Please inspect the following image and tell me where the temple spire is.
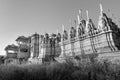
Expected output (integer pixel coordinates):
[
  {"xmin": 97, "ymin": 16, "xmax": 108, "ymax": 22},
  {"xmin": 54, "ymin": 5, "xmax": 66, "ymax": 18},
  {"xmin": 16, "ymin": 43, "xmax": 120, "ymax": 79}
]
[
  {"xmin": 62, "ymin": 24, "xmax": 65, "ymax": 32},
  {"xmin": 100, "ymin": 3, "xmax": 103, "ymax": 16},
  {"xmin": 79, "ymin": 9, "xmax": 82, "ymax": 20},
  {"xmin": 74, "ymin": 20, "xmax": 77, "ymax": 29},
  {"xmin": 77, "ymin": 9, "xmax": 82, "ymax": 24},
  {"xmin": 77, "ymin": 15, "xmax": 80, "ymax": 24},
  {"xmin": 85, "ymin": 10, "xmax": 90, "ymax": 33},
  {"xmin": 86, "ymin": 10, "xmax": 89, "ymax": 21}
]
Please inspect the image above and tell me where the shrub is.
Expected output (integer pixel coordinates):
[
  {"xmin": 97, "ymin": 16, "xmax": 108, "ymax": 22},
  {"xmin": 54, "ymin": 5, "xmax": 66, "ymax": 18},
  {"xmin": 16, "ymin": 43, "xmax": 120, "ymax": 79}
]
[{"xmin": 0, "ymin": 60, "xmax": 120, "ymax": 80}]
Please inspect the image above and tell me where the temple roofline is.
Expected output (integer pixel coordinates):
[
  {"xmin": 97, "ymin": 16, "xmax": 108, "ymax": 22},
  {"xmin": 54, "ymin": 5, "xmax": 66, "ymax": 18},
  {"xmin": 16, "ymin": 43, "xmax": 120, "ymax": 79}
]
[
  {"xmin": 4, "ymin": 44, "xmax": 18, "ymax": 51},
  {"xmin": 16, "ymin": 36, "xmax": 30, "ymax": 42}
]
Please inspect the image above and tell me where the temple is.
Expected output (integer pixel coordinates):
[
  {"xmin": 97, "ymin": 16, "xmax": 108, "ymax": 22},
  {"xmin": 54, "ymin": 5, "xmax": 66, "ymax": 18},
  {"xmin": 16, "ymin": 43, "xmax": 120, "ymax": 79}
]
[{"xmin": 4, "ymin": 4, "xmax": 120, "ymax": 64}]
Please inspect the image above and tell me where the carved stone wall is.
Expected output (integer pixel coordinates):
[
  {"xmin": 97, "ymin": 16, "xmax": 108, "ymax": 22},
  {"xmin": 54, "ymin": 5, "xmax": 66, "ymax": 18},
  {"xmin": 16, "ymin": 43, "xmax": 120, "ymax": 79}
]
[
  {"xmin": 30, "ymin": 33, "xmax": 39, "ymax": 58},
  {"xmin": 28, "ymin": 9, "xmax": 120, "ymax": 64}
]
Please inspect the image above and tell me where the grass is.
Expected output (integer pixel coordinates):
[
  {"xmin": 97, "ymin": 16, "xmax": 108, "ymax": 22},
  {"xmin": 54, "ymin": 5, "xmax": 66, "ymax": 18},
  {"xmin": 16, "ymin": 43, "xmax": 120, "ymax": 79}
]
[{"xmin": 0, "ymin": 59, "xmax": 120, "ymax": 80}]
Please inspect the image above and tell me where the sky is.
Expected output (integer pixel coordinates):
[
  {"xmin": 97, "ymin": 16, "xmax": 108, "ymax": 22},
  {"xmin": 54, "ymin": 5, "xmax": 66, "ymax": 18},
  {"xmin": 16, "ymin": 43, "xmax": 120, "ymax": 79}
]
[{"xmin": 0, "ymin": 0, "xmax": 120, "ymax": 55}]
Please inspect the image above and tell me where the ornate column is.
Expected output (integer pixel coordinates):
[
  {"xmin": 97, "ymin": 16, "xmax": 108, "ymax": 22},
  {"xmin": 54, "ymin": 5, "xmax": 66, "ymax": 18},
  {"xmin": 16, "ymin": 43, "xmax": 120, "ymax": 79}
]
[{"xmin": 62, "ymin": 24, "xmax": 66, "ymax": 57}]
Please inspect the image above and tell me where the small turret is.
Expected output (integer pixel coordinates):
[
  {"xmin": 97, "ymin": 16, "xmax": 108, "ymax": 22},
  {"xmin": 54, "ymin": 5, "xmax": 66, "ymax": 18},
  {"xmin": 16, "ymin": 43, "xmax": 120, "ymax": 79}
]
[
  {"xmin": 79, "ymin": 9, "xmax": 82, "ymax": 20},
  {"xmin": 98, "ymin": 3, "xmax": 108, "ymax": 31},
  {"xmin": 85, "ymin": 10, "xmax": 89, "ymax": 33},
  {"xmin": 77, "ymin": 15, "xmax": 80, "ymax": 24},
  {"xmin": 62, "ymin": 24, "xmax": 65, "ymax": 33},
  {"xmin": 86, "ymin": 10, "xmax": 89, "ymax": 21},
  {"xmin": 100, "ymin": 3, "xmax": 103, "ymax": 16},
  {"xmin": 77, "ymin": 9, "xmax": 83, "ymax": 24}
]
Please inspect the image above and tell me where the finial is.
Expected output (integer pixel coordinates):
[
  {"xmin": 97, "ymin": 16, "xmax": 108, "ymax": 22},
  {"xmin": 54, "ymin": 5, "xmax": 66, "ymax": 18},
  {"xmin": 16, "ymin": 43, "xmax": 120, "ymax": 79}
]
[
  {"xmin": 74, "ymin": 20, "xmax": 77, "ymax": 28},
  {"xmin": 57, "ymin": 28, "xmax": 59, "ymax": 34},
  {"xmin": 79, "ymin": 9, "xmax": 82, "ymax": 20},
  {"xmin": 62, "ymin": 24, "xmax": 65, "ymax": 32},
  {"xmin": 100, "ymin": 3, "xmax": 103, "ymax": 15},
  {"xmin": 77, "ymin": 15, "xmax": 80, "ymax": 24},
  {"xmin": 86, "ymin": 10, "xmax": 89, "ymax": 20}
]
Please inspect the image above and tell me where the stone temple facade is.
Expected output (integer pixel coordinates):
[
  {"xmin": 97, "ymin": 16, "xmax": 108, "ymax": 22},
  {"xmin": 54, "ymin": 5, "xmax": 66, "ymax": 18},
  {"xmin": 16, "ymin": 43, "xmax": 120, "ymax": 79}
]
[
  {"xmin": 4, "ymin": 36, "xmax": 30, "ymax": 64},
  {"xmin": 4, "ymin": 4, "xmax": 120, "ymax": 64}
]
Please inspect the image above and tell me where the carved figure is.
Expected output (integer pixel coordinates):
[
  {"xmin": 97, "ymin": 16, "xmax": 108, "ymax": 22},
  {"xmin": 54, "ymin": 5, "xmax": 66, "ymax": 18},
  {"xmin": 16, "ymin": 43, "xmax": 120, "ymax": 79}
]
[
  {"xmin": 78, "ymin": 25, "xmax": 82, "ymax": 36},
  {"xmin": 44, "ymin": 33, "xmax": 49, "ymax": 44},
  {"xmin": 86, "ymin": 19, "xmax": 96, "ymax": 33},
  {"xmin": 81, "ymin": 20, "xmax": 86, "ymax": 34},
  {"xmin": 78, "ymin": 20, "xmax": 86, "ymax": 36},
  {"xmin": 39, "ymin": 35, "xmax": 44, "ymax": 44},
  {"xmin": 50, "ymin": 33, "xmax": 56, "ymax": 47},
  {"xmin": 56, "ymin": 33, "xmax": 61, "ymax": 43},
  {"xmin": 70, "ymin": 27, "xmax": 76, "ymax": 38},
  {"xmin": 63, "ymin": 30, "xmax": 68, "ymax": 41}
]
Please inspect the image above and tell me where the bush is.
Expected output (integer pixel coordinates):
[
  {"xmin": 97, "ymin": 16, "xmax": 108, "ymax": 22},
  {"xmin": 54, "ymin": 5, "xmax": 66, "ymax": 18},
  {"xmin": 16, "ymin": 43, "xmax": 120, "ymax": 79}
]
[{"xmin": 0, "ymin": 60, "xmax": 120, "ymax": 80}]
